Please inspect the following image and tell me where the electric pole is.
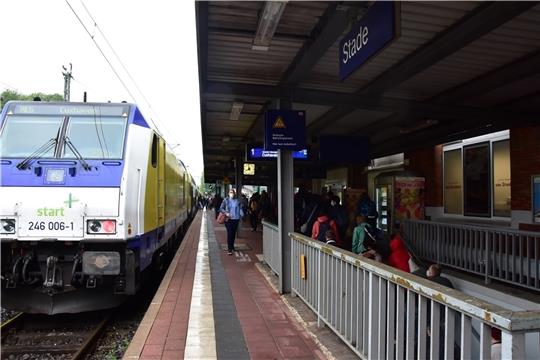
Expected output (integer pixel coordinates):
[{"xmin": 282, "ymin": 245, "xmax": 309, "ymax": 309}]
[{"xmin": 62, "ymin": 63, "xmax": 73, "ymax": 101}]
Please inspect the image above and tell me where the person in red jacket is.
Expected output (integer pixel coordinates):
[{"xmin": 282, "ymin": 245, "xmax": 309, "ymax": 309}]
[
  {"xmin": 311, "ymin": 214, "xmax": 341, "ymax": 247},
  {"xmin": 386, "ymin": 233, "xmax": 411, "ymax": 272}
]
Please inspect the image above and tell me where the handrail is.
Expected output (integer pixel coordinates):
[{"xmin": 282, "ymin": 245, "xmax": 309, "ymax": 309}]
[
  {"xmin": 407, "ymin": 219, "xmax": 540, "ymax": 237},
  {"xmin": 262, "ymin": 220, "xmax": 280, "ymax": 276},
  {"xmin": 290, "ymin": 232, "xmax": 540, "ymax": 332},
  {"xmin": 403, "ymin": 219, "xmax": 540, "ymax": 291},
  {"xmin": 261, "ymin": 220, "xmax": 278, "ymax": 231}
]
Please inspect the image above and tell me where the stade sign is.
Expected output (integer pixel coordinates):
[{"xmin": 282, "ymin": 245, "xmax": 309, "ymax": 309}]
[{"xmin": 339, "ymin": 2, "xmax": 401, "ymax": 81}]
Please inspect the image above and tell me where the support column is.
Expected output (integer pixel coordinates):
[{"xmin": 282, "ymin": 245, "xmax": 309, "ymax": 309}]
[
  {"xmin": 235, "ymin": 157, "xmax": 243, "ymax": 238},
  {"xmin": 276, "ymin": 98, "xmax": 294, "ymax": 294},
  {"xmin": 278, "ymin": 148, "xmax": 294, "ymax": 293}
]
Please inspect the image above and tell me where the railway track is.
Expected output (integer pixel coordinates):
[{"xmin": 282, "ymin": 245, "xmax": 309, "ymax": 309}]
[{"xmin": 0, "ymin": 311, "xmax": 111, "ymax": 360}]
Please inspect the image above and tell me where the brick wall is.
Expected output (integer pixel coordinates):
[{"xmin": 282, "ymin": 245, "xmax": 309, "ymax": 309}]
[
  {"xmin": 404, "ymin": 145, "xmax": 443, "ymax": 207},
  {"xmin": 510, "ymin": 125, "xmax": 540, "ymax": 211}
]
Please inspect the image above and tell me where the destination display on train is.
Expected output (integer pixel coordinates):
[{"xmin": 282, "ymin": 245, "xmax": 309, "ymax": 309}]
[{"xmin": 8, "ymin": 103, "xmax": 129, "ymax": 117}]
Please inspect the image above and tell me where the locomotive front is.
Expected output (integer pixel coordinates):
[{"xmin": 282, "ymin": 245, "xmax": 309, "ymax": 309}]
[{"xmin": 0, "ymin": 102, "xmax": 137, "ymax": 314}]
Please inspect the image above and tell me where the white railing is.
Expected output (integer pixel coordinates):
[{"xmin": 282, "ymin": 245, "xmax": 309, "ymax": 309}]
[
  {"xmin": 403, "ymin": 220, "xmax": 540, "ymax": 291},
  {"xmin": 262, "ymin": 220, "xmax": 280, "ymax": 276},
  {"xmin": 290, "ymin": 232, "xmax": 540, "ymax": 359}
]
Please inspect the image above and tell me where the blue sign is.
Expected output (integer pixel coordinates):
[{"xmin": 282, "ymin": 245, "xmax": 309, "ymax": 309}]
[
  {"xmin": 248, "ymin": 148, "xmax": 308, "ymax": 160},
  {"xmin": 339, "ymin": 2, "xmax": 400, "ymax": 81},
  {"xmin": 264, "ymin": 110, "xmax": 306, "ymax": 151}
]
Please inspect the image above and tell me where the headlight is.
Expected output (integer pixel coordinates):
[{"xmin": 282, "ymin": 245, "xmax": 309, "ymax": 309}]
[
  {"xmin": 1, "ymin": 219, "xmax": 16, "ymax": 234},
  {"xmin": 87, "ymin": 220, "xmax": 116, "ymax": 234}
]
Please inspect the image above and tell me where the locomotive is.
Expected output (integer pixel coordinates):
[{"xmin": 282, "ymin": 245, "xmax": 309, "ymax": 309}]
[{"xmin": 0, "ymin": 101, "xmax": 198, "ymax": 314}]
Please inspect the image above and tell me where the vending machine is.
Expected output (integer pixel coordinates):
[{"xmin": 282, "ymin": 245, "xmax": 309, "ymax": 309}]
[{"xmin": 375, "ymin": 171, "xmax": 425, "ymax": 234}]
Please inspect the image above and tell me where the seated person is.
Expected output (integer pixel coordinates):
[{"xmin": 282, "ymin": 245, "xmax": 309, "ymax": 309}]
[
  {"xmin": 386, "ymin": 232, "xmax": 411, "ymax": 272},
  {"xmin": 426, "ymin": 264, "xmax": 454, "ymax": 288},
  {"xmin": 362, "ymin": 238, "xmax": 382, "ymax": 262}
]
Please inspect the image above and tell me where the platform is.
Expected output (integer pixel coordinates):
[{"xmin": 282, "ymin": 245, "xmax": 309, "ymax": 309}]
[{"xmin": 123, "ymin": 210, "xmax": 330, "ymax": 360}]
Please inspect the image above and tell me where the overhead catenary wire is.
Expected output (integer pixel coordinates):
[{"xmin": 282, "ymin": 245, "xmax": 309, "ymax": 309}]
[{"xmin": 64, "ymin": 0, "xmax": 169, "ymax": 138}]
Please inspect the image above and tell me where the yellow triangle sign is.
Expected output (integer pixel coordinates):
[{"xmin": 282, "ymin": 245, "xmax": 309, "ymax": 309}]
[{"xmin": 273, "ymin": 116, "xmax": 286, "ymax": 129}]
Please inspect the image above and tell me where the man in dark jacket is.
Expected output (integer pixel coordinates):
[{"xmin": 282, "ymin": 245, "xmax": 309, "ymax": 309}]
[{"xmin": 426, "ymin": 264, "xmax": 454, "ymax": 288}]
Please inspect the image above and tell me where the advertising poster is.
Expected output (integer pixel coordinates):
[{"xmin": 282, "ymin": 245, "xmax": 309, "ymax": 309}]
[
  {"xmin": 534, "ymin": 175, "xmax": 540, "ymax": 223},
  {"xmin": 394, "ymin": 177, "xmax": 425, "ymax": 223}
]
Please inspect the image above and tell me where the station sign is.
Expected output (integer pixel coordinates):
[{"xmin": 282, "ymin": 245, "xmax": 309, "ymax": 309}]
[
  {"xmin": 339, "ymin": 1, "xmax": 401, "ymax": 81},
  {"xmin": 264, "ymin": 110, "xmax": 306, "ymax": 151}
]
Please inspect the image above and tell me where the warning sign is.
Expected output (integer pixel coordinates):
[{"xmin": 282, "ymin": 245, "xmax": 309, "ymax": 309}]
[
  {"xmin": 273, "ymin": 116, "xmax": 286, "ymax": 129},
  {"xmin": 264, "ymin": 110, "xmax": 306, "ymax": 151}
]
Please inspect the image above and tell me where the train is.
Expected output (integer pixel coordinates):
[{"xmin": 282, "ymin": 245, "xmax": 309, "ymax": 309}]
[{"xmin": 0, "ymin": 101, "xmax": 199, "ymax": 314}]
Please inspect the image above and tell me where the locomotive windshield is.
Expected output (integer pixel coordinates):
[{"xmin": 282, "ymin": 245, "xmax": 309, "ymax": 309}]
[{"xmin": 0, "ymin": 103, "xmax": 129, "ymax": 159}]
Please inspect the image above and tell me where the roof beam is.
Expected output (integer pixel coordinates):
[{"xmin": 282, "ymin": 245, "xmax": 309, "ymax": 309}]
[
  {"xmin": 358, "ymin": 49, "xmax": 540, "ymax": 137},
  {"xmin": 205, "ymin": 80, "xmax": 512, "ymax": 124},
  {"xmin": 241, "ymin": 3, "xmax": 364, "ymax": 140},
  {"xmin": 433, "ymin": 49, "xmax": 540, "ymax": 104},
  {"xmin": 280, "ymin": 3, "xmax": 365, "ymax": 87},
  {"xmin": 371, "ymin": 93, "xmax": 539, "ymax": 157},
  {"xmin": 308, "ymin": 1, "xmax": 537, "ymax": 134}
]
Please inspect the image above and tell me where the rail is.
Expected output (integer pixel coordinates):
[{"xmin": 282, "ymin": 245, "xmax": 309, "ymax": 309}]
[
  {"xmin": 290, "ymin": 232, "xmax": 540, "ymax": 359},
  {"xmin": 262, "ymin": 220, "xmax": 280, "ymax": 276},
  {"xmin": 403, "ymin": 219, "xmax": 540, "ymax": 291}
]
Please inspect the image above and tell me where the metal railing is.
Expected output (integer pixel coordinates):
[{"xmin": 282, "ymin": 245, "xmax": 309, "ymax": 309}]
[
  {"xmin": 262, "ymin": 220, "xmax": 280, "ymax": 276},
  {"xmin": 403, "ymin": 220, "xmax": 540, "ymax": 291},
  {"xmin": 290, "ymin": 232, "xmax": 540, "ymax": 359}
]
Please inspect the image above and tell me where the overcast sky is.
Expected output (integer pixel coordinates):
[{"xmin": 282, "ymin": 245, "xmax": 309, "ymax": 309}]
[{"xmin": 0, "ymin": 0, "xmax": 204, "ymax": 184}]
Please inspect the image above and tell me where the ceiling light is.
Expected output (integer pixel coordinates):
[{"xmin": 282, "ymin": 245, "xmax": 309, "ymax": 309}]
[
  {"xmin": 230, "ymin": 102, "xmax": 244, "ymax": 120},
  {"xmin": 252, "ymin": 1, "xmax": 287, "ymax": 51}
]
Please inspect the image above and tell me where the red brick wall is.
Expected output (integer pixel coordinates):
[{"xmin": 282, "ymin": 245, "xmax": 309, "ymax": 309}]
[
  {"xmin": 510, "ymin": 125, "xmax": 540, "ymax": 211},
  {"xmin": 404, "ymin": 145, "xmax": 443, "ymax": 207}
]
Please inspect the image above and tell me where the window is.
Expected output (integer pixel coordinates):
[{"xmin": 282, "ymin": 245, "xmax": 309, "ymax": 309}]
[
  {"xmin": 493, "ymin": 140, "xmax": 511, "ymax": 217},
  {"xmin": 63, "ymin": 116, "xmax": 127, "ymax": 159},
  {"xmin": 0, "ymin": 115, "xmax": 63, "ymax": 158},
  {"xmin": 463, "ymin": 143, "xmax": 491, "ymax": 217},
  {"xmin": 442, "ymin": 131, "xmax": 510, "ymax": 218},
  {"xmin": 151, "ymin": 134, "xmax": 158, "ymax": 168},
  {"xmin": 443, "ymin": 149, "xmax": 462, "ymax": 214}
]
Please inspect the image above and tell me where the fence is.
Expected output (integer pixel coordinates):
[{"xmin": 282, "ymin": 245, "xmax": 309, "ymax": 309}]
[
  {"xmin": 262, "ymin": 220, "xmax": 280, "ymax": 276},
  {"xmin": 403, "ymin": 220, "xmax": 540, "ymax": 291},
  {"xmin": 290, "ymin": 232, "xmax": 540, "ymax": 359}
]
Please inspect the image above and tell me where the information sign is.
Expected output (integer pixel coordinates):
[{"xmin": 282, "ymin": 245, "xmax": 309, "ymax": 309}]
[
  {"xmin": 248, "ymin": 147, "xmax": 308, "ymax": 161},
  {"xmin": 264, "ymin": 110, "xmax": 306, "ymax": 151}
]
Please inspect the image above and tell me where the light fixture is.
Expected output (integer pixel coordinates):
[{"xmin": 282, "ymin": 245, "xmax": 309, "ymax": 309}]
[
  {"xmin": 230, "ymin": 102, "xmax": 244, "ymax": 120},
  {"xmin": 252, "ymin": 1, "xmax": 288, "ymax": 51}
]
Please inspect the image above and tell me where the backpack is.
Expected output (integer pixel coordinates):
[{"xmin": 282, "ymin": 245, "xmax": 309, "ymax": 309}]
[
  {"xmin": 250, "ymin": 200, "xmax": 259, "ymax": 211},
  {"xmin": 316, "ymin": 220, "xmax": 330, "ymax": 242}
]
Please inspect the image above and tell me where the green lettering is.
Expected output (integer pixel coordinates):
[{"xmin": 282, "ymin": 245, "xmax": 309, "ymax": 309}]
[
  {"xmin": 37, "ymin": 208, "xmax": 44, "ymax": 216},
  {"xmin": 47, "ymin": 208, "xmax": 55, "ymax": 216},
  {"xmin": 60, "ymin": 208, "xmax": 65, "ymax": 216}
]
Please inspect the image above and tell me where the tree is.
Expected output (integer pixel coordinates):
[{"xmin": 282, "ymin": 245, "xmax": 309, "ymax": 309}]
[{"xmin": 0, "ymin": 90, "xmax": 63, "ymax": 110}]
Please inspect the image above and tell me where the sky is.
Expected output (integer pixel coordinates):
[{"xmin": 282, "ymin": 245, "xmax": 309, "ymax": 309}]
[{"xmin": 0, "ymin": 0, "xmax": 204, "ymax": 184}]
